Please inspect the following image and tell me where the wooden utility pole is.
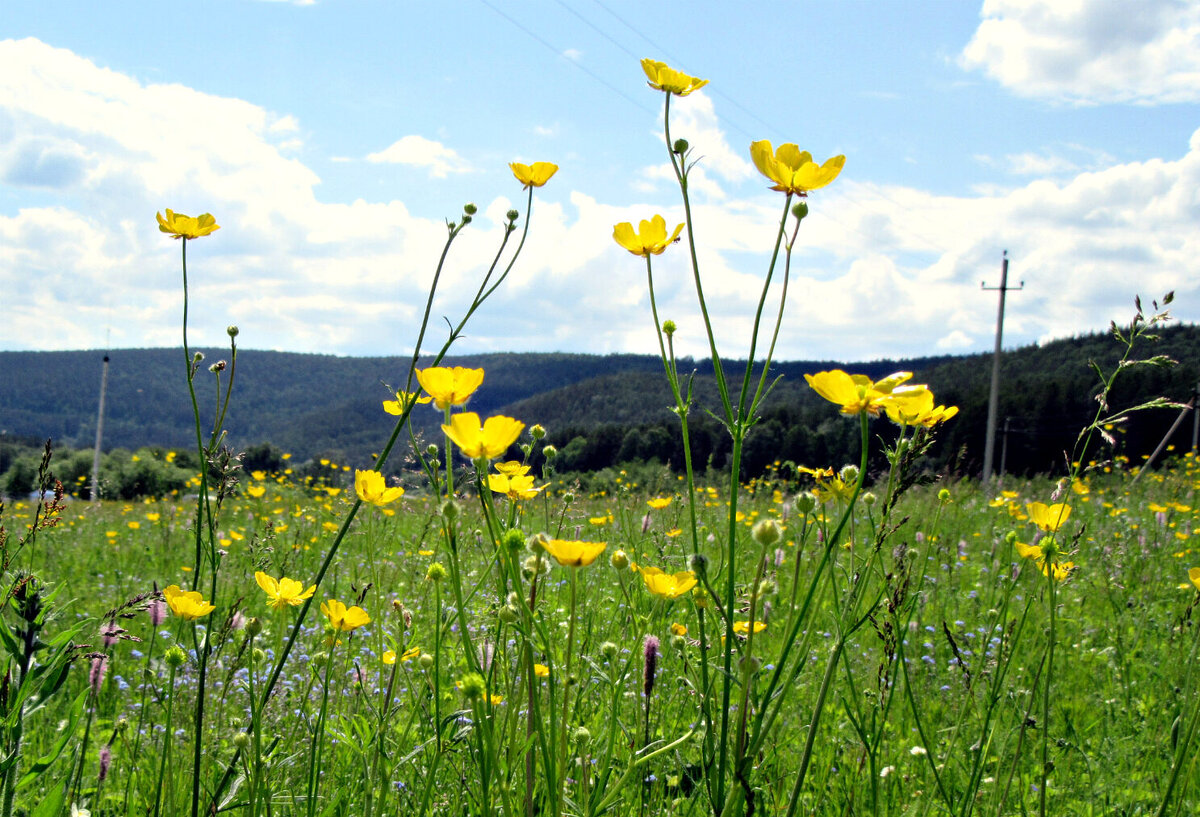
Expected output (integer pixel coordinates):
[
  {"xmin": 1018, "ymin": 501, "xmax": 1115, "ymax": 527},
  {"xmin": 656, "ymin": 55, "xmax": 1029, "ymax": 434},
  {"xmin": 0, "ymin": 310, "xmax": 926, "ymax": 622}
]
[
  {"xmin": 90, "ymin": 353, "xmax": 110, "ymax": 503},
  {"xmin": 981, "ymin": 252, "xmax": 1023, "ymax": 488}
]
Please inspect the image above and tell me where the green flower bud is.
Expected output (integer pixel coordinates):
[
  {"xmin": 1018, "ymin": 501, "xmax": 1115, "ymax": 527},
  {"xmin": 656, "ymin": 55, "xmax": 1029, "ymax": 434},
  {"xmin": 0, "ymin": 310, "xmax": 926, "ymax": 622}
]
[
  {"xmin": 419, "ymin": 653, "xmax": 435, "ymax": 670},
  {"xmin": 527, "ymin": 532, "xmax": 550, "ymax": 554},
  {"xmin": 791, "ymin": 202, "xmax": 809, "ymax": 221},
  {"xmin": 688, "ymin": 553, "xmax": 708, "ymax": 577},
  {"xmin": 165, "ymin": 645, "xmax": 186, "ymax": 669},
  {"xmin": 673, "ymin": 138, "xmax": 689, "ymax": 155},
  {"xmin": 861, "ymin": 491, "xmax": 877, "ymax": 507},
  {"xmin": 752, "ymin": 519, "xmax": 782, "ymax": 547},
  {"xmin": 442, "ymin": 499, "xmax": 460, "ymax": 521},
  {"xmin": 458, "ymin": 672, "xmax": 487, "ymax": 700},
  {"xmin": 245, "ymin": 616, "xmax": 263, "ymax": 638},
  {"xmin": 662, "ymin": 320, "xmax": 677, "ymax": 336},
  {"xmin": 573, "ymin": 726, "xmax": 591, "ymax": 747},
  {"xmin": 839, "ymin": 464, "xmax": 859, "ymax": 484},
  {"xmin": 506, "ymin": 209, "xmax": 520, "ymax": 222},
  {"xmin": 610, "ymin": 549, "xmax": 629, "ymax": 570},
  {"xmin": 426, "ymin": 562, "xmax": 447, "ymax": 582},
  {"xmin": 670, "ymin": 634, "xmax": 686, "ymax": 651},
  {"xmin": 1004, "ymin": 530, "xmax": 1018, "ymax": 545},
  {"xmin": 226, "ymin": 325, "xmax": 239, "ymax": 337},
  {"xmin": 426, "ymin": 444, "xmax": 440, "ymax": 458},
  {"xmin": 542, "ymin": 444, "xmax": 558, "ymax": 460},
  {"xmin": 938, "ymin": 488, "xmax": 952, "ymax": 504},
  {"xmin": 599, "ymin": 641, "xmax": 619, "ymax": 662},
  {"xmin": 794, "ymin": 492, "xmax": 817, "ymax": 515},
  {"xmin": 501, "ymin": 529, "xmax": 525, "ymax": 551},
  {"xmin": 530, "ymin": 424, "xmax": 546, "ymax": 440},
  {"xmin": 233, "ymin": 732, "xmax": 251, "ymax": 750},
  {"xmin": 498, "ymin": 604, "xmax": 518, "ymax": 624},
  {"xmin": 252, "ymin": 647, "xmax": 266, "ymax": 664},
  {"xmin": 463, "ymin": 202, "xmax": 478, "ymax": 215}
]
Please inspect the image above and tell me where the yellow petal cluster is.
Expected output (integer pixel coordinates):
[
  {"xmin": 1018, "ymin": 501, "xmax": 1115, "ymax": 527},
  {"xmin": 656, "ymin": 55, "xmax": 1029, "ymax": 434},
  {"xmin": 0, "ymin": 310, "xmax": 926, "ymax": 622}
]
[
  {"xmin": 612, "ymin": 215, "xmax": 685, "ymax": 257},
  {"xmin": 321, "ymin": 599, "xmax": 371, "ymax": 632},
  {"xmin": 156, "ymin": 209, "xmax": 220, "ymax": 240},
  {"xmin": 163, "ymin": 585, "xmax": 215, "ymax": 620},
  {"xmin": 1026, "ymin": 502, "xmax": 1071, "ymax": 533},
  {"xmin": 510, "ymin": 162, "xmax": 559, "ymax": 189},
  {"xmin": 641, "ymin": 58, "xmax": 709, "ymax": 96},
  {"xmin": 1190, "ymin": 567, "xmax": 1200, "ymax": 591},
  {"xmin": 443, "ymin": 412, "xmax": 525, "ymax": 460},
  {"xmin": 749, "ymin": 141, "xmax": 844, "ymax": 195},
  {"xmin": 488, "ymin": 472, "xmax": 543, "ymax": 501},
  {"xmin": 417, "ymin": 367, "xmax": 485, "ymax": 410},
  {"xmin": 1014, "ymin": 540, "xmax": 1075, "ymax": 582},
  {"xmin": 641, "ymin": 567, "xmax": 698, "ymax": 599},
  {"xmin": 732, "ymin": 621, "xmax": 766, "ymax": 635},
  {"xmin": 884, "ymin": 388, "xmax": 960, "ymax": 427},
  {"xmin": 542, "ymin": 539, "xmax": 607, "ymax": 567},
  {"xmin": 383, "ymin": 390, "xmax": 432, "ymax": 415},
  {"xmin": 254, "ymin": 571, "xmax": 316, "ymax": 611},
  {"xmin": 355, "ymin": 469, "xmax": 405, "ymax": 506},
  {"xmin": 806, "ymin": 370, "xmax": 930, "ymax": 418}
]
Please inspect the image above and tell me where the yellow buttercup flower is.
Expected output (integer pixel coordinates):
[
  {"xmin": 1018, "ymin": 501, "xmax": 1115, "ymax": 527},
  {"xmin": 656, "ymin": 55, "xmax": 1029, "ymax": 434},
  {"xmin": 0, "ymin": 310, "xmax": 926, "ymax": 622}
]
[
  {"xmin": 647, "ymin": 497, "xmax": 672, "ymax": 510},
  {"xmin": 533, "ymin": 663, "xmax": 550, "ymax": 678},
  {"xmin": 542, "ymin": 539, "xmax": 607, "ymax": 567},
  {"xmin": 1026, "ymin": 502, "xmax": 1071, "ymax": 533},
  {"xmin": 383, "ymin": 390, "xmax": 432, "ymax": 415},
  {"xmin": 732, "ymin": 621, "xmax": 766, "ymax": 635},
  {"xmin": 612, "ymin": 215, "xmax": 685, "ymax": 257},
  {"xmin": 494, "ymin": 460, "xmax": 531, "ymax": 477},
  {"xmin": 884, "ymin": 388, "xmax": 959, "ymax": 427},
  {"xmin": 321, "ymin": 599, "xmax": 371, "ymax": 632},
  {"xmin": 641, "ymin": 567, "xmax": 698, "ymax": 599},
  {"xmin": 1189, "ymin": 567, "xmax": 1200, "ymax": 591},
  {"xmin": 156, "ymin": 209, "xmax": 220, "ymax": 240},
  {"xmin": 510, "ymin": 161, "xmax": 559, "ymax": 189},
  {"xmin": 805, "ymin": 370, "xmax": 929, "ymax": 417},
  {"xmin": 382, "ymin": 650, "xmax": 397, "ymax": 665},
  {"xmin": 641, "ymin": 58, "xmax": 708, "ymax": 96},
  {"xmin": 1014, "ymin": 540, "xmax": 1075, "ymax": 582},
  {"xmin": 355, "ymin": 469, "xmax": 405, "ymax": 506},
  {"xmin": 163, "ymin": 585, "xmax": 215, "ymax": 620},
  {"xmin": 749, "ymin": 141, "xmax": 844, "ymax": 195},
  {"xmin": 443, "ymin": 412, "xmax": 525, "ymax": 460},
  {"xmin": 254, "ymin": 571, "xmax": 316, "ymax": 611},
  {"xmin": 488, "ymin": 472, "xmax": 543, "ymax": 501},
  {"xmin": 416, "ymin": 367, "xmax": 485, "ymax": 410}
]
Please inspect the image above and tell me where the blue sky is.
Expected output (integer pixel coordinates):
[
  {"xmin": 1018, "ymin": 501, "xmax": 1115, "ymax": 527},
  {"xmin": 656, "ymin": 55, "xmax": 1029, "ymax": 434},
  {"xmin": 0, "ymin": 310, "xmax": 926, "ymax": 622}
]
[{"xmin": 3, "ymin": 0, "xmax": 1199, "ymax": 363}]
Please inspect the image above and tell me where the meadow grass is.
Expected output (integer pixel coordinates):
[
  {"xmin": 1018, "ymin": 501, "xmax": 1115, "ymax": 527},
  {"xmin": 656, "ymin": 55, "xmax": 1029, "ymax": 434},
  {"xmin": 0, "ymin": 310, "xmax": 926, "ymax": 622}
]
[{"xmin": 3, "ymin": 452, "xmax": 1200, "ymax": 815}]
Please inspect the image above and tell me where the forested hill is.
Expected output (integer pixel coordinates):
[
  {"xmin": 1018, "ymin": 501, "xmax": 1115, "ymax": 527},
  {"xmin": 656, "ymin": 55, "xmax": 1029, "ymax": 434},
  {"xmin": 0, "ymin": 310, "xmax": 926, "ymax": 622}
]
[{"xmin": 3, "ymin": 322, "xmax": 1199, "ymax": 479}]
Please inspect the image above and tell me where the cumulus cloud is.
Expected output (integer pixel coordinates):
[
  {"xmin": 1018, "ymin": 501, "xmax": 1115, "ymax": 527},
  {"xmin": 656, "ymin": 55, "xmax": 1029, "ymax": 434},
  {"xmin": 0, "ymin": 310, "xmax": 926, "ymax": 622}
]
[
  {"xmin": 2, "ymin": 36, "xmax": 1199, "ymax": 367},
  {"xmin": 366, "ymin": 135, "xmax": 473, "ymax": 178},
  {"xmin": 960, "ymin": 0, "xmax": 1200, "ymax": 104}
]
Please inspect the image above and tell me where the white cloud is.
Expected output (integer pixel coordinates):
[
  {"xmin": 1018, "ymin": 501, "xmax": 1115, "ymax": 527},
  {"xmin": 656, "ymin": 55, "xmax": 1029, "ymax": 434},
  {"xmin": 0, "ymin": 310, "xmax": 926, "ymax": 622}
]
[
  {"xmin": 3, "ymin": 36, "xmax": 1200, "ymax": 368},
  {"xmin": 365, "ymin": 135, "xmax": 473, "ymax": 178},
  {"xmin": 960, "ymin": 0, "xmax": 1200, "ymax": 104}
]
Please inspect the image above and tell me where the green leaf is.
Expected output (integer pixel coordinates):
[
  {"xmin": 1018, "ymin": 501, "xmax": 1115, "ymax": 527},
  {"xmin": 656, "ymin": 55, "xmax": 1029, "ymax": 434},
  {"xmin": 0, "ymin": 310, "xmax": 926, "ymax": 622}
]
[{"xmin": 17, "ymin": 686, "xmax": 86, "ymax": 790}]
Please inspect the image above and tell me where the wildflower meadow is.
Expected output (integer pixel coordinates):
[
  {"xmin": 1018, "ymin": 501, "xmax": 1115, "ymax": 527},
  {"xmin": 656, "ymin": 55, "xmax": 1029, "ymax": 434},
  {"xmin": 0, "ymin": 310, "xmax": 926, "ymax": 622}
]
[{"xmin": 3, "ymin": 59, "xmax": 1199, "ymax": 817}]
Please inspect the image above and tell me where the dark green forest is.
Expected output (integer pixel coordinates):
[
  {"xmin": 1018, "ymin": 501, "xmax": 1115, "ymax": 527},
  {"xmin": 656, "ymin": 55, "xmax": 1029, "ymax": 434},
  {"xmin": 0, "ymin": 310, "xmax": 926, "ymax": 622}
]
[{"xmin": 3, "ymin": 321, "xmax": 1199, "ymax": 496}]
